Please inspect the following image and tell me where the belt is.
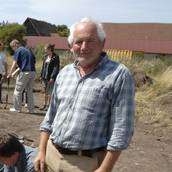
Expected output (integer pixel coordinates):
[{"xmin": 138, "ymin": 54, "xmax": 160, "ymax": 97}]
[{"xmin": 54, "ymin": 144, "xmax": 106, "ymax": 158}]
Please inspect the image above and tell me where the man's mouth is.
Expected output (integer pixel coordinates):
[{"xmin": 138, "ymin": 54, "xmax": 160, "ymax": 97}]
[{"xmin": 80, "ymin": 52, "xmax": 90, "ymax": 56}]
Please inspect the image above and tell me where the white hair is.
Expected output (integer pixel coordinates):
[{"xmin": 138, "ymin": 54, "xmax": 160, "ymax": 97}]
[
  {"xmin": 10, "ymin": 39, "xmax": 20, "ymax": 47},
  {"xmin": 68, "ymin": 17, "xmax": 106, "ymax": 46}
]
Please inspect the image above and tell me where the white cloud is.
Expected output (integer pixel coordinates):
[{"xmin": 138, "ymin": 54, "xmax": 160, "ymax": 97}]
[{"xmin": 0, "ymin": 0, "xmax": 172, "ymax": 25}]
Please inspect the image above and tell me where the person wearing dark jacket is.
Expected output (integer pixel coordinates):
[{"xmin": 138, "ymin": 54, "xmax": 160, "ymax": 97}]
[{"xmin": 40, "ymin": 44, "xmax": 60, "ymax": 110}]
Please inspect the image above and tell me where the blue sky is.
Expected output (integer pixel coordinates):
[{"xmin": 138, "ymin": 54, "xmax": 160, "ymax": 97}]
[{"xmin": 0, "ymin": 0, "xmax": 172, "ymax": 26}]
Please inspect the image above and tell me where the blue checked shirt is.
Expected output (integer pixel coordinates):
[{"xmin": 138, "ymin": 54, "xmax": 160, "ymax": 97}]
[{"xmin": 40, "ymin": 53, "xmax": 135, "ymax": 151}]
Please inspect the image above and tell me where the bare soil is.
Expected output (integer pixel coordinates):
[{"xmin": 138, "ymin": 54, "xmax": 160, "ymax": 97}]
[{"xmin": 0, "ymin": 87, "xmax": 172, "ymax": 172}]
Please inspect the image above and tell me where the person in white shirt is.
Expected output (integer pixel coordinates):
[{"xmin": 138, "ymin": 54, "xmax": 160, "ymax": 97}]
[{"xmin": 0, "ymin": 41, "xmax": 8, "ymax": 103}]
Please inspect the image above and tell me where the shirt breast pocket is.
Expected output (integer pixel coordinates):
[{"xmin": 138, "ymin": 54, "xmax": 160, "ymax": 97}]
[{"xmin": 82, "ymin": 86, "xmax": 108, "ymax": 111}]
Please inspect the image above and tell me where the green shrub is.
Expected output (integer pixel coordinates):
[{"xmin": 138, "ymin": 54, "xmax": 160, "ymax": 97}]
[
  {"xmin": 0, "ymin": 23, "xmax": 26, "ymax": 54},
  {"xmin": 34, "ymin": 44, "xmax": 44, "ymax": 61},
  {"xmin": 59, "ymin": 51, "xmax": 74, "ymax": 68}
]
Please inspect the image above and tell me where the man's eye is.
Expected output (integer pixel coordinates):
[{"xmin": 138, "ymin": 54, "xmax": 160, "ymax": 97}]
[
  {"xmin": 87, "ymin": 39, "xmax": 96, "ymax": 43},
  {"xmin": 75, "ymin": 41, "xmax": 82, "ymax": 45}
]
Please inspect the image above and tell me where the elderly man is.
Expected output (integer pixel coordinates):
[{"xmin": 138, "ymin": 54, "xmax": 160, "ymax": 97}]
[
  {"xmin": 0, "ymin": 130, "xmax": 37, "ymax": 172},
  {"xmin": 8, "ymin": 39, "xmax": 36, "ymax": 113},
  {"xmin": 34, "ymin": 17, "xmax": 135, "ymax": 172}
]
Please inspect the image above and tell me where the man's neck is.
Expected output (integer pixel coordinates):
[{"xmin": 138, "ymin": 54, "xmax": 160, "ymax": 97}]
[{"xmin": 78, "ymin": 59, "xmax": 99, "ymax": 77}]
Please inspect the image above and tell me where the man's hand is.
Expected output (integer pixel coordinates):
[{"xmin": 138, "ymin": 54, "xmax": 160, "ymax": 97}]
[
  {"xmin": 48, "ymin": 79, "xmax": 54, "ymax": 84},
  {"xmin": 39, "ymin": 77, "xmax": 42, "ymax": 81},
  {"xmin": 35, "ymin": 132, "xmax": 50, "ymax": 172},
  {"xmin": 7, "ymin": 74, "xmax": 11, "ymax": 79},
  {"xmin": 94, "ymin": 150, "xmax": 121, "ymax": 172},
  {"xmin": 94, "ymin": 168, "xmax": 105, "ymax": 172},
  {"xmin": 34, "ymin": 151, "xmax": 46, "ymax": 172},
  {"xmin": 11, "ymin": 73, "xmax": 15, "ymax": 78},
  {"xmin": 94, "ymin": 168, "xmax": 107, "ymax": 172}
]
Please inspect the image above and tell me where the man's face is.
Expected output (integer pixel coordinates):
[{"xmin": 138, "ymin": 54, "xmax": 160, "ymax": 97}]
[
  {"xmin": 44, "ymin": 47, "xmax": 51, "ymax": 56},
  {"xmin": 0, "ymin": 156, "xmax": 13, "ymax": 166},
  {"xmin": 71, "ymin": 23, "xmax": 104, "ymax": 67},
  {"xmin": 0, "ymin": 152, "xmax": 19, "ymax": 166},
  {"xmin": 10, "ymin": 44, "xmax": 17, "ymax": 51}
]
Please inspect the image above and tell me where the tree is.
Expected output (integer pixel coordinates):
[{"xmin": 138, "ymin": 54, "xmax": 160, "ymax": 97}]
[
  {"xmin": 0, "ymin": 23, "xmax": 26, "ymax": 53},
  {"xmin": 56, "ymin": 25, "xmax": 69, "ymax": 37}
]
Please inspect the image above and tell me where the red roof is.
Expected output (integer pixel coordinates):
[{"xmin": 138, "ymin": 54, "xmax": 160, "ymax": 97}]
[
  {"xmin": 25, "ymin": 35, "xmax": 69, "ymax": 50},
  {"xmin": 103, "ymin": 23, "xmax": 172, "ymax": 54},
  {"xmin": 104, "ymin": 39, "xmax": 172, "ymax": 54},
  {"xmin": 25, "ymin": 23, "xmax": 172, "ymax": 54}
]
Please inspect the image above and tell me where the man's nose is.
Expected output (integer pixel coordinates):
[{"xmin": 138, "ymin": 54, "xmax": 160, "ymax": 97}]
[{"xmin": 81, "ymin": 41, "xmax": 88, "ymax": 50}]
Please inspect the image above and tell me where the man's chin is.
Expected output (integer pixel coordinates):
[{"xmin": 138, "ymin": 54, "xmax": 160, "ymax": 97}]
[{"xmin": 77, "ymin": 58, "xmax": 91, "ymax": 65}]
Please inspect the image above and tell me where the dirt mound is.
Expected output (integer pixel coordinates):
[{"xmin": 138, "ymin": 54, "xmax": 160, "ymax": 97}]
[
  {"xmin": 132, "ymin": 69, "xmax": 153, "ymax": 87},
  {"xmin": 154, "ymin": 91, "xmax": 172, "ymax": 114},
  {"xmin": 155, "ymin": 91, "xmax": 172, "ymax": 105}
]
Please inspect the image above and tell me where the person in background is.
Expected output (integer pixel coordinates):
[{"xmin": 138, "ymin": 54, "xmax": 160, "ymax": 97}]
[
  {"xmin": 0, "ymin": 41, "xmax": 8, "ymax": 103},
  {"xmin": 0, "ymin": 130, "xmax": 37, "ymax": 172},
  {"xmin": 40, "ymin": 44, "xmax": 60, "ymax": 110},
  {"xmin": 11, "ymin": 67, "xmax": 28, "ymax": 108},
  {"xmin": 7, "ymin": 39, "xmax": 36, "ymax": 113},
  {"xmin": 34, "ymin": 17, "xmax": 135, "ymax": 172}
]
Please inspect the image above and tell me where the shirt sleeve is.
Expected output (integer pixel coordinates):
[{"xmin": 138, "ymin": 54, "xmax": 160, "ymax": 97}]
[
  {"xmin": 2, "ymin": 52, "xmax": 7, "ymax": 64},
  {"xmin": 107, "ymin": 68, "xmax": 135, "ymax": 150},
  {"xmin": 40, "ymin": 56, "xmax": 46, "ymax": 78},
  {"xmin": 50, "ymin": 55, "xmax": 60, "ymax": 81},
  {"xmin": 40, "ymin": 77, "xmax": 59, "ymax": 133},
  {"xmin": 3, "ymin": 166, "xmax": 15, "ymax": 172},
  {"xmin": 25, "ymin": 146, "xmax": 38, "ymax": 172},
  {"xmin": 13, "ymin": 49, "xmax": 20, "ymax": 62}
]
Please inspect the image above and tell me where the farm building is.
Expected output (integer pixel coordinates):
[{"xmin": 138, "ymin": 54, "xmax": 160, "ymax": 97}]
[
  {"xmin": 23, "ymin": 18, "xmax": 172, "ymax": 59},
  {"xmin": 23, "ymin": 17, "xmax": 57, "ymax": 36},
  {"xmin": 23, "ymin": 18, "xmax": 69, "ymax": 52},
  {"xmin": 103, "ymin": 23, "xmax": 172, "ymax": 59},
  {"xmin": 25, "ymin": 34, "xmax": 69, "ymax": 51}
]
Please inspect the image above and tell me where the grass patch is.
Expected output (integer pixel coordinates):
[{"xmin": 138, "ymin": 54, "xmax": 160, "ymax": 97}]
[{"xmin": 6, "ymin": 51, "xmax": 172, "ymax": 131}]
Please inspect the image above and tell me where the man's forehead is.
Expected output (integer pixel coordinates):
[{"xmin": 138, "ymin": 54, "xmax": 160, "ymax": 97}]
[
  {"xmin": 73, "ymin": 23, "xmax": 98, "ymax": 39},
  {"xmin": 74, "ymin": 33, "xmax": 93, "ymax": 40},
  {"xmin": 75, "ymin": 22, "xmax": 96, "ymax": 32}
]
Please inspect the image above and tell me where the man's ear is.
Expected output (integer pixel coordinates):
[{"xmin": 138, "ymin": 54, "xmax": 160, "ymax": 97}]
[
  {"xmin": 69, "ymin": 44, "xmax": 74, "ymax": 53},
  {"xmin": 68, "ymin": 43, "xmax": 73, "ymax": 52}
]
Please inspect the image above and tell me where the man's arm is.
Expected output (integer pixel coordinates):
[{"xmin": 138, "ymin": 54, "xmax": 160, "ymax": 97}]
[
  {"xmin": 11, "ymin": 67, "xmax": 20, "ymax": 78},
  {"xmin": 34, "ymin": 131, "xmax": 50, "ymax": 172},
  {"xmin": 50, "ymin": 55, "xmax": 60, "ymax": 82},
  {"xmin": 99, "ymin": 68, "xmax": 135, "ymax": 172},
  {"xmin": 94, "ymin": 150, "xmax": 121, "ymax": 172},
  {"xmin": 7, "ymin": 60, "xmax": 17, "ymax": 78},
  {"xmin": 34, "ymin": 76, "xmax": 59, "ymax": 172}
]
